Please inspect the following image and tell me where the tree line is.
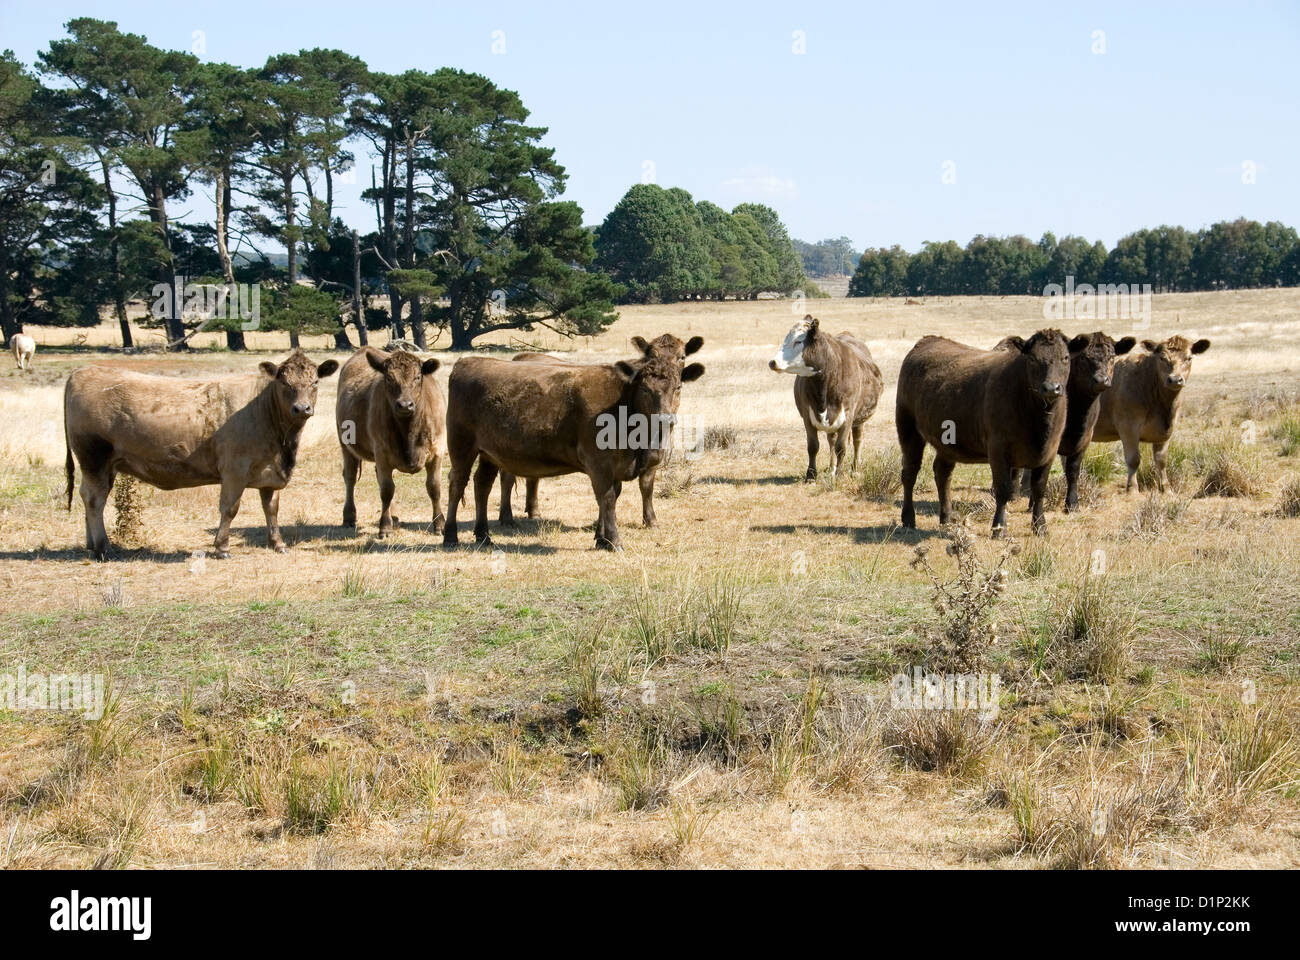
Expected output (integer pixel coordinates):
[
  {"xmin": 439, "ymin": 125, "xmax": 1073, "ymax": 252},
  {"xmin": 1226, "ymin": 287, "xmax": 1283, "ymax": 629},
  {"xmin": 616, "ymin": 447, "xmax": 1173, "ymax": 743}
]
[
  {"xmin": 848, "ymin": 220, "xmax": 1300, "ymax": 298},
  {"xmin": 1, "ymin": 18, "xmax": 622, "ymax": 350}
]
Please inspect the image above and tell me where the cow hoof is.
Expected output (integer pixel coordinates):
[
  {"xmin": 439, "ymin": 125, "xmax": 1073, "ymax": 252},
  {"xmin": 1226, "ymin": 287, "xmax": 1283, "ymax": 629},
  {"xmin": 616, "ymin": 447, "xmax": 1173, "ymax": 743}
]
[
  {"xmin": 432, "ymin": 518, "xmax": 445, "ymax": 535},
  {"xmin": 214, "ymin": 549, "xmax": 230, "ymax": 560},
  {"xmin": 594, "ymin": 539, "xmax": 621, "ymax": 552},
  {"xmin": 376, "ymin": 529, "xmax": 391, "ymax": 540},
  {"xmin": 475, "ymin": 534, "xmax": 493, "ymax": 548},
  {"xmin": 442, "ymin": 536, "xmax": 459, "ymax": 548},
  {"xmin": 990, "ymin": 526, "xmax": 1007, "ymax": 540},
  {"xmin": 500, "ymin": 515, "xmax": 518, "ymax": 528},
  {"xmin": 271, "ymin": 543, "xmax": 287, "ymax": 554}
]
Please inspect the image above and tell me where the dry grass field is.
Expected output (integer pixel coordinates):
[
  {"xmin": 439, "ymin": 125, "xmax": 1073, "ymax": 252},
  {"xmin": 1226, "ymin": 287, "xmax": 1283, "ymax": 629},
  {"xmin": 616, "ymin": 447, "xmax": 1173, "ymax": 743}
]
[{"xmin": 1, "ymin": 289, "xmax": 1298, "ymax": 869}]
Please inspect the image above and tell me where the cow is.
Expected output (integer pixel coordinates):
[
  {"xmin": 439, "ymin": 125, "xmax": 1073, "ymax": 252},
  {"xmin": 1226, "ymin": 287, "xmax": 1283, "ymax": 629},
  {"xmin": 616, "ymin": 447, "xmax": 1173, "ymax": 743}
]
[
  {"xmin": 497, "ymin": 334, "xmax": 704, "ymax": 528},
  {"xmin": 1092, "ymin": 335, "xmax": 1211, "ymax": 493},
  {"xmin": 10, "ymin": 333, "xmax": 34, "ymax": 370},
  {"xmin": 335, "ymin": 346, "xmax": 445, "ymax": 537},
  {"xmin": 63, "ymin": 350, "xmax": 339, "ymax": 559},
  {"xmin": 1002, "ymin": 332, "xmax": 1136, "ymax": 511},
  {"xmin": 444, "ymin": 351, "xmax": 704, "ymax": 550},
  {"xmin": 896, "ymin": 330, "xmax": 1081, "ymax": 535},
  {"xmin": 769, "ymin": 316, "xmax": 884, "ymax": 480}
]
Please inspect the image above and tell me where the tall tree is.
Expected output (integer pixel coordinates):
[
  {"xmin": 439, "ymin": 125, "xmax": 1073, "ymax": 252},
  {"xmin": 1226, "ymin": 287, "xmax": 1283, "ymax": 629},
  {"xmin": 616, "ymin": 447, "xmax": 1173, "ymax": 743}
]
[{"xmin": 39, "ymin": 18, "xmax": 199, "ymax": 348}]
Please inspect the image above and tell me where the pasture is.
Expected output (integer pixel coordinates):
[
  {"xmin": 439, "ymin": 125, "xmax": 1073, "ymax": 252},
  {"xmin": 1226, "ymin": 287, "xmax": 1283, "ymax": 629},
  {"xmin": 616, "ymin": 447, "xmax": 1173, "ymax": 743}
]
[{"xmin": 1, "ymin": 288, "xmax": 1298, "ymax": 868}]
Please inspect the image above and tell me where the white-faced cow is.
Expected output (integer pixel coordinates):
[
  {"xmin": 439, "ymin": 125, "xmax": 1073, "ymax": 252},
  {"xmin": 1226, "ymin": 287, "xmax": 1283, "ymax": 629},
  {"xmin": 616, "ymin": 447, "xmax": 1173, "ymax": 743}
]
[{"xmin": 769, "ymin": 316, "xmax": 883, "ymax": 480}]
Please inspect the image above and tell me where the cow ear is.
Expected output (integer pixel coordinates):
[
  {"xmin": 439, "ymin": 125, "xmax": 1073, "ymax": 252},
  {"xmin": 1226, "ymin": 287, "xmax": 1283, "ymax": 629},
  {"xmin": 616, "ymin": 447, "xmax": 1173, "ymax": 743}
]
[
  {"xmin": 317, "ymin": 359, "xmax": 340, "ymax": 378},
  {"xmin": 1068, "ymin": 334, "xmax": 1090, "ymax": 353},
  {"xmin": 259, "ymin": 361, "xmax": 279, "ymax": 379},
  {"xmin": 685, "ymin": 336, "xmax": 704, "ymax": 355},
  {"xmin": 682, "ymin": 362, "xmax": 705, "ymax": 383},
  {"xmin": 805, "ymin": 317, "xmax": 819, "ymax": 339},
  {"xmin": 1114, "ymin": 336, "xmax": 1136, "ymax": 355},
  {"xmin": 631, "ymin": 336, "xmax": 650, "ymax": 354},
  {"xmin": 1002, "ymin": 336, "xmax": 1026, "ymax": 352},
  {"xmin": 365, "ymin": 348, "xmax": 387, "ymax": 373},
  {"xmin": 1191, "ymin": 338, "xmax": 1211, "ymax": 354},
  {"xmin": 615, "ymin": 360, "xmax": 638, "ymax": 381},
  {"xmin": 420, "ymin": 357, "xmax": 441, "ymax": 376},
  {"xmin": 1141, "ymin": 340, "xmax": 1160, "ymax": 353}
]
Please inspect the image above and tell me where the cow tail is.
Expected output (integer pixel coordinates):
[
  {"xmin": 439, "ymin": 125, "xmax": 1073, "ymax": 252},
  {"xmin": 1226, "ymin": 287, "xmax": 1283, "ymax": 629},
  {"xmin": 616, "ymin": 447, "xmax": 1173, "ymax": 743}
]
[{"xmin": 64, "ymin": 382, "xmax": 74, "ymax": 511}]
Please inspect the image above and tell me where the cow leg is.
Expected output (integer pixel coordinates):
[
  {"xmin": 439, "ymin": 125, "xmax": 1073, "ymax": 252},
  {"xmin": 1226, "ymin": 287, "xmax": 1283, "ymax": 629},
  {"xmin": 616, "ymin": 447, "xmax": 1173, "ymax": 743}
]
[
  {"xmin": 443, "ymin": 458, "xmax": 471, "ymax": 546},
  {"xmin": 850, "ymin": 420, "xmax": 864, "ymax": 472},
  {"xmin": 426, "ymin": 454, "xmax": 444, "ymax": 535},
  {"xmin": 213, "ymin": 478, "xmax": 245, "ymax": 559},
  {"xmin": 1062, "ymin": 451, "xmax": 1084, "ymax": 513},
  {"xmin": 989, "ymin": 457, "xmax": 1015, "ymax": 537},
  {"xmin": 341, "ymin": 446, "xmax": 360, "ymax": 528},
  {"xmin": 897, "ymin": 408, "xmax": 925, "ymax": 528},
  {"xmin": 1119, "ymin": 431, "xmax": 1142, "ymax": 494},
  {"xmin": 803, "ymin": 419, "xmax": 819, "ymax": 481},
  {"xmin": 1152, "ymin": 440, "xmax": 1170, "ymax": 493},
  {"xmin": 498, "ymin": 472, "xmax": 517, "ymax": 526},
  {"xmin": 592, "ymin": 476, "xmax": 622, "ymax": 551},
  {"xmin": 375, "ymin": 462, "xmax": 398, "ymax": 537},
  {"xmin": 260, "ymin": 488, "xmax": 286, "ymax": 553},
  {"xmin": 80, "ymin": 468, "xmax": 115, "ymax": 561},
  {"xmin": 525, "ymin": 478, "xmax": 540, "ymax": 519},
  {"xmin": 932, "ymin": 455, "xmax": 955, "ymax": 526},
  {"xmin": 472, "ymin": 458, "xmax": 499, "ymax": 546},
  {"xmin": 830, "ymin": 428, "xmax": 847, "ymax": 479},
  {"xmin": 639, "ymin": 468, "xmax": 657, "ymax": 527},
  {"xmin": 1028, "ymin": 464, "xmax": 1050, "ymax": 535}
]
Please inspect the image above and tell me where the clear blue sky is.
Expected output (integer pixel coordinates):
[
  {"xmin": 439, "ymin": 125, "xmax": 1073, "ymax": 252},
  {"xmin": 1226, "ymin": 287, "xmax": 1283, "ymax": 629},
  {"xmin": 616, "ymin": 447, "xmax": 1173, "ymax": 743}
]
[{"xmin": 4, "ymin": 0, "xmax": 1297, "ymax": 251}]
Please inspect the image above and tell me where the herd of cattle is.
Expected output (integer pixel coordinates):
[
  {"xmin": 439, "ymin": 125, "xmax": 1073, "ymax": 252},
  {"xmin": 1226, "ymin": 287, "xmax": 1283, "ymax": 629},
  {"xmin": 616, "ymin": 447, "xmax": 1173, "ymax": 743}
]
[{"xmin": 52, "ymin": 318, "xmax": 1210, "ymax": 559}]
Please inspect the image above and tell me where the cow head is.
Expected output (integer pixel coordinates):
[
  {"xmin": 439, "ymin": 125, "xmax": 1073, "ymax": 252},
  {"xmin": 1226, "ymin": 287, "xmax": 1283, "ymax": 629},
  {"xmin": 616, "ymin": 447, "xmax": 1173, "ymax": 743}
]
[
  {"xmin": 1140, "ymin": 335, "xmax": 1210, "ymax": 391},
  {"xmin": 633, "ymin": 333, "xmax": 704, "ymax": 365},
  {"xmin": 365, "ymin": 347, "xmax": 440, "ymax": 419},
  {"xmin": 259, "ymin": 350, "xmax": 340, "ymax": 423},
  {"xmin": 769, "ymin": 315, "xmax": 824, "ymax": 376},
  {"xmin": 1001, "ymin": 329, "xmax": 1072, "ymax": 402},
  {"xmin": 1069, "ymin": 332, "xmax": 1136, "ymax": 396}
]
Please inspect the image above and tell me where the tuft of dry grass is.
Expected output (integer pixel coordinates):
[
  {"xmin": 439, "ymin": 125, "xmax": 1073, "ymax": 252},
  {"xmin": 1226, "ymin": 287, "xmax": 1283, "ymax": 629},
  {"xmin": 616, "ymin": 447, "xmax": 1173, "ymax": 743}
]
[
  {"xmin": 853, "ymin": 449, "xmax": 902, "ymax": 502},
  {"xmin": 883, "ymin": 707, "xmax": 997, "ymax": 780},
  {"xmin": 1277, "ymin": 477, "xmax": 1300, "ymax": 517},
  {"xmin": 1042, "ymin": 576, "xmax": 1136, "ymax": 683}
]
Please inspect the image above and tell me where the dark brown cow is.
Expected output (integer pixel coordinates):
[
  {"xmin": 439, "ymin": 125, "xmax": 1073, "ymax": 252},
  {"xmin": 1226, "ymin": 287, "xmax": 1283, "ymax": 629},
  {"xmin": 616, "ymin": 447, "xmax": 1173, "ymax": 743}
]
[
  {"xmin": 769, "ymin": 316, "xmax": 883, "ymax": 480},
  {"xmin": 897, "ymin": 330, "xmax": 1080, "ymax": 535},
  {"xmin": 1092, "ymin": 335, "xmax": 1211, "ymax": 492},
  {"xmin": 444, "ymin": 352, "xmax": 704, "ymax": 550},
  {"xmin": 63, "ymin": 350, "xmax": 339, "ymax": 559},
  {"xmin": 1003, "ymin": 332, "xmax": 1136, "ymax": 511},
  {"xmin": 335, "ymin": 346, "xmax": 445, "ymax": 537},
  {"xmin": 498, "ymin": 334, "xmax": 703, "ymax": 527}
]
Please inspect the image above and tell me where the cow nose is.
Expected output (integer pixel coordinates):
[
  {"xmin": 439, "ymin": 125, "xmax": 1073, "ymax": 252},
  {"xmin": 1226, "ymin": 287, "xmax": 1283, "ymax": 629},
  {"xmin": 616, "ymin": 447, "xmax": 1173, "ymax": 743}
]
[
  {"xmin": 397, "ymin": 398, "xmax": 415, "ymax": 413},
  {"xmin": 1040, "ymin": 381, "xmax": 1062, "ymax": 398},
  {"xmin": 768, "ymin": 359, "xmax": 778, "ymax": 371},
  {"xmin": 1168, "ymin": 374, "xmax": 1185, "ymax": 387},
  {"xmin": 1095, "ymin": 374, "xmax": 1111, "ymax": 387},
  {"xmin": 292, "ymin": 402, "xmax": 312, "ymax": 416}
]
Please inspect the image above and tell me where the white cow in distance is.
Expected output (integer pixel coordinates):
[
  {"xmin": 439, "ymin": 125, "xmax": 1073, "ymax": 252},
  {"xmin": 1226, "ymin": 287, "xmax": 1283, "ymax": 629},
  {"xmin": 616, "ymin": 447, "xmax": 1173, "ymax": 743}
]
[{"xmin": 10, "ymin": 334, "xmax": 34, "ymax": 370}]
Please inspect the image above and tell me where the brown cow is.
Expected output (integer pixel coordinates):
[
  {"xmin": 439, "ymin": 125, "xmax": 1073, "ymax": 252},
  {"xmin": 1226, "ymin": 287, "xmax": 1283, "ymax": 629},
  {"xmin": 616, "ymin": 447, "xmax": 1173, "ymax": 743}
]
[
  {"xmin": 897, "ymin": 330, "xmax": 1080, "ymax": 535},
  {"xmin": 63, "ymin": 350, "xmax": 339, "ymax": 559},
  {"xmin": 335, "ymin": 346, "xmax": 445, "ymax": 537},
  {"xmin": 769, "ymin": 316, "xmax": 883, "ymax": 480},
  {"xmin": 497, "ymin": 334, "xmax": 704, "ymax": 527},
  {"xmin": 1003, "ymin": 332, "xmax": 1136, "ymax": 511},
  {"xmin": 1092, "ymin": 335, "xmax": 1211, "ymax": 493},
  {"xmin": 444, "ymin": 352, "xmax": 704, "ymax": 550}
]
